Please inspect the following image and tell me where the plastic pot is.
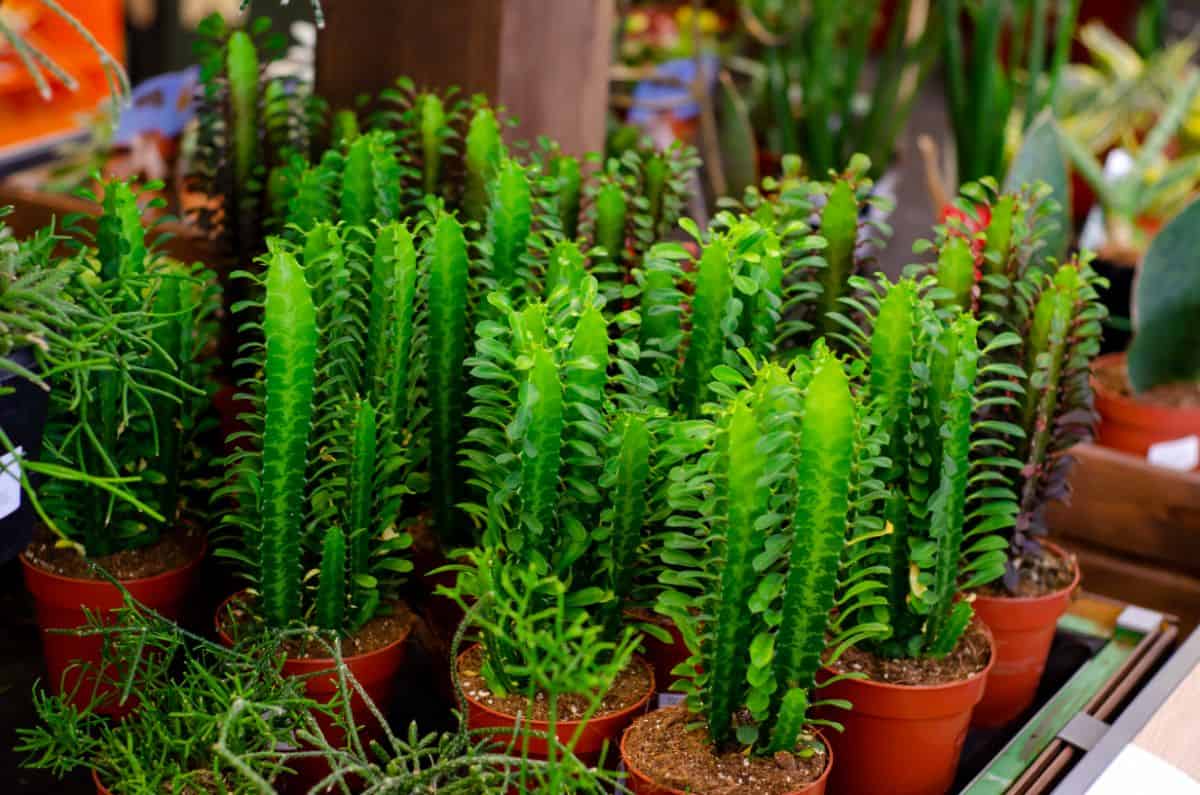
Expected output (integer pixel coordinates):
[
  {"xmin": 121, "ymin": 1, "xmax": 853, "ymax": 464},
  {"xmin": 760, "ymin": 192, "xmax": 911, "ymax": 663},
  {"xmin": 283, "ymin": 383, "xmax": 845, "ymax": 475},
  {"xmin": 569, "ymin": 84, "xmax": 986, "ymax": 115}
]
[
  {"xmin": 216, "ymin": 593, "xmax": 411, "ymax": 790},
  {"xmin": 619, "ymin": 713, "xmax": 831, "ymax": 795},
  {"xmin": 0, "ymin": 347, "xmax": 50, "ymax": 564},
  {"xmin": 1093, "ymin": 352, "xmax": 1200, "ymax": 463},
  {"xmin": 459, "ymin": 645, "xmax": 654, "ymax": 766},
  {"xmin": 625, "ymin": 609, "xmax": 693, "ymax": 691},
  {"xmin": 971, "ymin": 542, "xmax": 1080, "ymax": 728},
  {"xmin": 818, "ymin": 623, "xmax": 995, "ymax": 795},
  {"xmin": 20, "ymin": 541, "xmax": 205, "ymax": 713}
]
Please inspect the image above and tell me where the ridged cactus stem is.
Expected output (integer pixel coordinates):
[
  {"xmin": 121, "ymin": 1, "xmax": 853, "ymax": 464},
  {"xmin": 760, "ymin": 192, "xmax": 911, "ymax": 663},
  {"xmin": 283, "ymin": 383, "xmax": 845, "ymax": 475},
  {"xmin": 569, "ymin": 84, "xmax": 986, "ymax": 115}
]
[
  {"xmin": 149, "ymin": 272, "xmax": 189, "ymax": 524},
  {"xmin": 427, "ymin": 214, "xmax": 471, "ymax": 545},
  {"xmin": 983, "ymin": 195, "xmax": 1015, "ymax": 276},
  {"xmin": 545, "ymin": 240, "xmax": 586, "ymax": 296},
  {"xmin": 706, "ymin": 398, "xmax": 769, "ymax": 747},
  {"xmin": 935, "ymin": 235, "xmax": 976, "ymax": 313},
  {"xmin": 599, "ymin": 414, "xmax": 652, "ymax": 643},
  {"xmin": 817, "ymin": 180, "xmax": 859, "ymax": 335},
  {"xmin": 868, "ymin": 281, "xmax": 918, "ymax": 643},
  {"xmin": 593, "ymin": 182, "xmax": 627, "ymax": 272},
  {"xmin": 486, "ymin": 159, "xmax": 533, "ymax": 289},
  {"xmin": 385, "ymin": 225, "xmax": 419, "ymax": 430},
  {"xmin": 464, "ymin": 107, "xmax": 504, "ymax": 226},
  {"xmin": 555, "ymin": 156, "xmax": 583, "ymax": 240},
  {"xmin": 419, "ymin": 94, "xmax": 447, "ymax": 196},
  {"xmin": 926, "ymin": 317, "xmax": 981, "ymax": 656},
  {"xmin": 517, "ymin": 347, "xmax": 564, "ymax": 550},
  {"xmin": 314, "ymin": 527, "xmax": 346, "ymax": 632},
  {"xmin": 768, "ymin": 350, "xmax": 854, "ymax": 752},
  {"xmin": 347, "ymin": 401, "xmax": 378, "ymax": 612},
  {"xmin": 679, "ymin": 238, "xmax": 732, "ymax": 418},
  {"xmin": 226, "ymin": 32, "xmax": 259, "ymax": 199},
  {"xmin": 259, "ymin": 248, "xmax": 318, "ymax": 628}
]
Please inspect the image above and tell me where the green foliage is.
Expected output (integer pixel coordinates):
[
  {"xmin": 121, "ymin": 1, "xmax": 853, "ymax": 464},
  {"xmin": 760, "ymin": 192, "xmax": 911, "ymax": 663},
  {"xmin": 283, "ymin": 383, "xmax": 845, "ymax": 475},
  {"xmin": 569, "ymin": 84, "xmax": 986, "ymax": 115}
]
[
  {"xmin": 913, "ymin": 182, "xmax": 1106, "ymax": 590},
  {"xmin": 656, "ymin": 349, "xmax": 887, "ymax": 754},
  {"xmin": 220, "ymin": 222, "xmax": 419, "ymax": 633},
  {"xmin": 1128, "ymin": 197, "xmax": 1200, "ymax": 391},
  {"xmin": 38, "ymin": 181, "xmax": 217, "ymax": 556},
  {"xmin": 840, "ymin": 277, "xmax": 1015, "ymax": 656},
  {"xmin": 463, "ymin": 104, "xmax": 507, "ymax": 226}
]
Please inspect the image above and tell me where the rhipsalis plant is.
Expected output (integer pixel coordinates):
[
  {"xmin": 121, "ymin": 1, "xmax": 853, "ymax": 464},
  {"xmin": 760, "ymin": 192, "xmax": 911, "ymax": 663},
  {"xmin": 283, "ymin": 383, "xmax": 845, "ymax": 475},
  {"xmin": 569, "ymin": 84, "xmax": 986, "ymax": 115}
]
[
  {"xmin": 220, "ymin": 221, "xmax": 420, "ymax": 634},
  {"xmin": 838, "ymin": 277, "xmax": 1018, "ymax": 656},
  {"xmin": 655, "ymin": 346, "xmax": 888, "ymax": 754},
  {"xmin": 913, "ymin": 183, "xmax": 1106, "ymax": 592},
  {"xmin": 37, "ymin": 181, "xmax": 217, "ymax": 556}
]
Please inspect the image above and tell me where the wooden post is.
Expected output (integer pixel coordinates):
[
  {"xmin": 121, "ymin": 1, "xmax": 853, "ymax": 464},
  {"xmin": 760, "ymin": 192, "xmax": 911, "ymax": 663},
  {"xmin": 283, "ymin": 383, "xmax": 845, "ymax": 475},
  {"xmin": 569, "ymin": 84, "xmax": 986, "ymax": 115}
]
[{"xmin": 314, "ymin": 0, "xmax": 614, "ymax": 157}]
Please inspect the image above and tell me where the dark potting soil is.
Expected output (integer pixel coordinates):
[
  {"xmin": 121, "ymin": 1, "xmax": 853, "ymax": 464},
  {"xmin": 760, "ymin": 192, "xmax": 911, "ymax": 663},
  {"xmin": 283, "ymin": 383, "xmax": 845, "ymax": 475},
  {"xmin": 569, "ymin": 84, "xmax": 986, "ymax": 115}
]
[
  {"xmin": 976, "ymin": 544, "xmax": 1076, "ymax": 598},
  {"xmin": 457, "ymin": 644, "xmax": 652, "ymax": 722},
  {"xmin": 622, "ymin": 703, "xmax": 826, "ymax": 795},
  {"xmin": 831, "ymin": 620, "xmax": 991, "ymax": 686},
  {"xmin": 1093, "ymin": 355, "xmax": 1200, "ymax": 409},
  {"xmin": 22, "ymin": 524, "xmax": 204, "ymax": 581},
  {"xmin": 219, "ymin": 595, "xmax": 415, "ymax": 658}
]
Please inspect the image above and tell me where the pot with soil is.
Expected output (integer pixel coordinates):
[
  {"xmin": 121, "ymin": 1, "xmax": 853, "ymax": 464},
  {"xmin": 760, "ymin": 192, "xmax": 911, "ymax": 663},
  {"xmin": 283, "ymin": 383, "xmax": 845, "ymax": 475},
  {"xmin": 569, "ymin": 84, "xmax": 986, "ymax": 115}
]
[
  {"xmin": 620, "ymin": 704, "xmax": 832, "ymax": 795},
  {"xmin": 20, "ymin": 527, "xmax": 206, "ymax": 712},
  {"xmin": 1092, "ymin": 352, "xmax": 1200, "ymax": 461},
  {"xmin": 970, "ymin": 542, "xmax": 1080, "ymax": 727},
  {"xmin": 457, "ymin": 644, "xmax": 655, "ymax": 766},
  {"xmin": 817, "ymin": 621, "xmax": 995, "ymax": 795}
]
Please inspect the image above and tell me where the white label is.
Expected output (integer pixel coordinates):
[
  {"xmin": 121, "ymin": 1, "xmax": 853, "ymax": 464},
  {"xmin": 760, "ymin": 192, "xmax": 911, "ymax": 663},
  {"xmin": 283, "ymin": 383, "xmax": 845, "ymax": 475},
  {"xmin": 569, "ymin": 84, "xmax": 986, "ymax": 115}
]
[
  {"xmin": 1147, "ymin": 436, "xmax": 1200, "ymax": 471},
  {"xmin": 0, "ymin": 447, "xmax": 22, "ymax": 520},
  {"xmin": 1087, "ymin": 744, "xmax": 1200, "ymax": 794}
]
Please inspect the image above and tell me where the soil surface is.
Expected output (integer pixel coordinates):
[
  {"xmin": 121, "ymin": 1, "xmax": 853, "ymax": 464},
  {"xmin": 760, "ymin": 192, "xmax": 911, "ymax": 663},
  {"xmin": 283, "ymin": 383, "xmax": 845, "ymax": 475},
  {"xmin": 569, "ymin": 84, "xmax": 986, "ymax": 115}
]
[
  {"xmin": 457, "ymin": 644, "xmax": 653, "ymax": 722},
  {"xmin": 1093, "ymin": 356, "xmax": 1200, "ymax": 409},
  {"xmin": 219, "ymin": 595, "xmax": 414, "ymax": 659},
  {"xmin": 622, "ymin": 704, "xmax": 826, "ymax": 795},
  {"xmin": 831, "ymin": 620, "xmax": 991, "ymax": 686},
  {"xmin": 976, "ymin": 544, "xmax": 1077, "ymax": 598},
  {"xmin": 23, "ymin": 525, "xmax": 205, "ymax": 581}
]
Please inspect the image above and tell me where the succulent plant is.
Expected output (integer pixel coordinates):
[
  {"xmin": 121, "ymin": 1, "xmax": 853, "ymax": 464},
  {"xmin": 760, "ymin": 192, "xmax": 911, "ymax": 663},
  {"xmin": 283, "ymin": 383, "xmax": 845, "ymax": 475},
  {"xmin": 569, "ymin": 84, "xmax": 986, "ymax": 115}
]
[
  {"xmin": 838, "ymin": 277, "xmax": 1017, "ymax": 656},
  {"xmin": 914, "ymin": 182, "xmax": 1107, "ymax": 591},
  {"xmin": 220, "ymin": 220, "xmax": 420, "ymax": 633},
  {"xmin": 37, "ymin": 182, "xmax": 218, "ymax": 556},
  {"xmin": 655, "ymin": 345, "xmax": 888, "ymax": 753}
]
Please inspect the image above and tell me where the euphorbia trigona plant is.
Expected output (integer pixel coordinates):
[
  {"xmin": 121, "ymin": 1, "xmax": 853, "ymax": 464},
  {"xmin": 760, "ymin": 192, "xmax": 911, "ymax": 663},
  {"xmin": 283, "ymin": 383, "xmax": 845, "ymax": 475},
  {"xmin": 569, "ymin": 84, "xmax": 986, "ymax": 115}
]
[
  {"xmin": 652, "ymin": 345, "xmax": 889, "ymax": 755},
  {"xmin": 916, "ymin": 182, "xmax": 1107, "ymax": 591},
  {"xmin": 839, "ymin": 277, "xmax": 1017, "ymax": 655},
  {"xmin": 220, "ymin": 220, "xmax": 420, "ymax": 633}
]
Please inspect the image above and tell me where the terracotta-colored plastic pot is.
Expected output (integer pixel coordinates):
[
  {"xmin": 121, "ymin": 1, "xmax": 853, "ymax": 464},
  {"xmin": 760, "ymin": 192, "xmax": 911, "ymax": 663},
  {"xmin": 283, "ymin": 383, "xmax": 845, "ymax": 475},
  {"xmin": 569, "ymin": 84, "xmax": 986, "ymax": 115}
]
[
  {"xmin": 20, "ymin": 541, "xmax": 205, "ymax": 713},
  {"xmin": 459, "ymin": 645, "xmax": 654, "ymax": 766},
  {"xmin": 619, "ymin": 712, "xmax": 831, "ymax": 795},
  {"xmin": 625, "ymin": 609, "xmax": 693, "ymax": 691},
  {"xmin": 971, "ymin": 543, "xmax": 1080, "ymax": 728},
  {"xmin": 92, "ymin": 770, "xmax": 109, "ymax": 795},
  {"xmin": 1093, "ymin": 352, "xmax": 1200, "ymax": 463},
  {"xmin": 818, "ymin": 623, "xmax": 995, "ymax": 795},
  {"xmin": 216, "ymin": 593, "xmax": 410, "ymax": 789}
]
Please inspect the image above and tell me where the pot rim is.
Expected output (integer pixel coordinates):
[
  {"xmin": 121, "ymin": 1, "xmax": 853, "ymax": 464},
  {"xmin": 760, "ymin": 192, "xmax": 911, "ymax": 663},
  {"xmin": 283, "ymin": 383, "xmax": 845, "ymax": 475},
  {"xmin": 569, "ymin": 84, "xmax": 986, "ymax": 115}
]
[
  {"xmin": 214, "ymin": 590, "xmax": 413, "ymax": 667},
  {"xmin": 618, "ymin": 705, "xmax": 833, "ymax": 795},
  {"xmin": 969, "ymin": 540, "xmax": 1081, "ymax": 606},
  {"xmin": 92, "ymin": 768, "xmax": 109, "ymax": 795},
  {"xmin": 821, "ymin": 619, "xmax": 996, "ymax": 695},
  {"xmin": 19, "ymin": 534, "xmax": 207, "ymax": 588},
  {"xmin": 456, "ymin": 643, "xmax": 655, "ymax": 729},
  {"xmin": 1092, "ymin": 352, "xmax": 1200, "ymax": 423}
]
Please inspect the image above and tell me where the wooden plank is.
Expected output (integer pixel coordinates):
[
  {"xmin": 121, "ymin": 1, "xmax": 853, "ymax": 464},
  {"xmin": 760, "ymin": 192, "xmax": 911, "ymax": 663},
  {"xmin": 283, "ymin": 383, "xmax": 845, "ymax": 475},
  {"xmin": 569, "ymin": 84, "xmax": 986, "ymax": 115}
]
[
  {"xmin": 1048, "ymin": 443, "xmax": 1200, "ymax": 577},
  {"xmin": 1052, "ymin": 536, "xmax": 1200, "ymax": 634},
  {"xmin": 1132, "ymin": 661, "xmax": 1200, "ymax": 780},
  {"xmin": 314, "ymin": 0, "xmax": 613, "ymax": 157}
]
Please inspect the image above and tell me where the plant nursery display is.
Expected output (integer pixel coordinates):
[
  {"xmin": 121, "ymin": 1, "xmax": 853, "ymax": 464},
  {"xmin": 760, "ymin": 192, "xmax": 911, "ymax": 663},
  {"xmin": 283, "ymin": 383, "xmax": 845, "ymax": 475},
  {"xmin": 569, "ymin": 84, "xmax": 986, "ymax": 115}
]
[
  {"xmin": 8, "ymin": 1, "xmax": 1199, "ymax": 792},
  {"xmin": 18, "ymin": 180, "xmax": 215, "ymax": 710}
]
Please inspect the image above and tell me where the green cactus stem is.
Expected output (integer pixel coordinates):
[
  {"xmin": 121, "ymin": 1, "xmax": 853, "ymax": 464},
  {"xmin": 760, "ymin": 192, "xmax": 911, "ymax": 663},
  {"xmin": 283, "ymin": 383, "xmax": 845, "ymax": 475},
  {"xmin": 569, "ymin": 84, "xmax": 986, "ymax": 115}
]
[
  {"xmin": 314, "ymin": 526, "xmax": 346, "ymax": 631},
  {"xmin": 816, "ymin": 179, "xmax": 858, "ymax": 335},
  {"xmin": 464, "ymin": 106, "xmax": 504, "ymax": 226},
  {"xmin": 678, "ymin": 237, "xmax": 733, "ymax": 418},
  {"xmin": 485, "ymin": 158, "xmax": 533, "ymax": 289},
  {"xmin": 554, "ymin": 155, "xmax": 583, "ymax": 240}
]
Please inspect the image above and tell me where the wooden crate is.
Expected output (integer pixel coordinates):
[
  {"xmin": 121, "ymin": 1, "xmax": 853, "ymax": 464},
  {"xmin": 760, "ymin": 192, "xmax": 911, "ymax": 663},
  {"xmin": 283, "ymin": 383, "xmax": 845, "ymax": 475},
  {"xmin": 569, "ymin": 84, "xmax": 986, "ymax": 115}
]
[{"xmin": 1049, "ymin": 443, "xmax": 1200, "ymax": 633}]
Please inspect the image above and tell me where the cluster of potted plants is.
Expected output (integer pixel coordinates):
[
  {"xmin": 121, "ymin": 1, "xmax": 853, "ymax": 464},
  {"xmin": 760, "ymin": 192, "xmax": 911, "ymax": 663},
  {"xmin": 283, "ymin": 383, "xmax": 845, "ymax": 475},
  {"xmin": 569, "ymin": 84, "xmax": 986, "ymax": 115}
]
[{"xmin": 3, "ymin": 14, "xmax": 1120, "ymax": 794}]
